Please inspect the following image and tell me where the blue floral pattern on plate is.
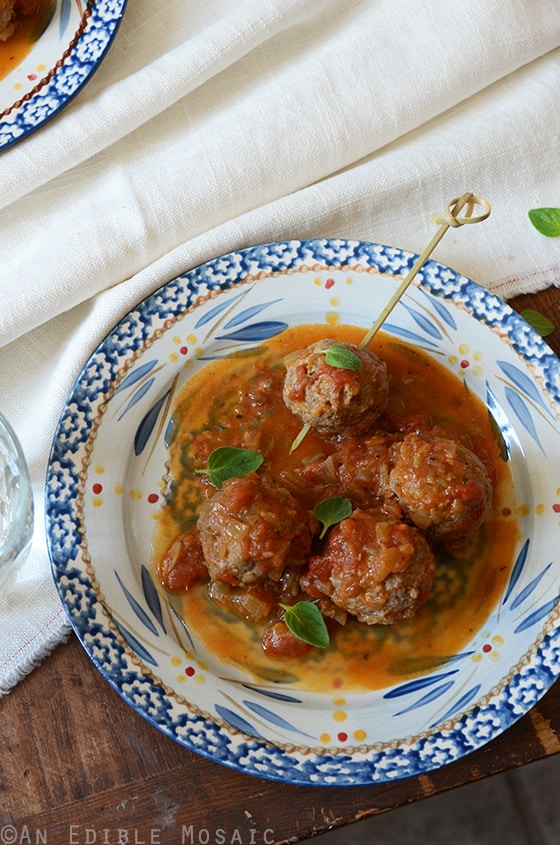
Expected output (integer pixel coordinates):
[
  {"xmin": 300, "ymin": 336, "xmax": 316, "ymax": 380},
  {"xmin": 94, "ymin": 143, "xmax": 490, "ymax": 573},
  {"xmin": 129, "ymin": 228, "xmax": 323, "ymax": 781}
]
[
  {"xmin": 0, "ymin": 0, "xmax": 127, "ymax": 150},
  {"xmin": 45, "ymin": 239, "xmax": 560, "ymax": 786}
]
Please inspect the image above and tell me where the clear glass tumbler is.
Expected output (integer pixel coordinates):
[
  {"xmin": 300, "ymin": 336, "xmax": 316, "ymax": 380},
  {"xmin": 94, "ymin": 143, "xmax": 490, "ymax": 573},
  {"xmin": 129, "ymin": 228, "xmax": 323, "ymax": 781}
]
[{"xmin": 0, "ymin": 412, "xmax": 33, "ymax": 582}]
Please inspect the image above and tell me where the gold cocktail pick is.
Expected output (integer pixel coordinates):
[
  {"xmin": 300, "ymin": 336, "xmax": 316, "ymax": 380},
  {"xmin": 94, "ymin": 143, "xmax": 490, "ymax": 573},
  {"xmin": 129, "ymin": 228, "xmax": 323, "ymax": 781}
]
[{"xmin": 289, "ymin": 192, "xmax": 491, "ymax": 453}]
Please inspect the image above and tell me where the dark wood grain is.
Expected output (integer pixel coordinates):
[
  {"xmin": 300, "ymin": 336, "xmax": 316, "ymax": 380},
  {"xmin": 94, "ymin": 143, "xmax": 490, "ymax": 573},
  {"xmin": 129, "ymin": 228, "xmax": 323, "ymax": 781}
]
[{"xmin": 1, "ymin": 286, "xmax": 558, "ymax": 844}]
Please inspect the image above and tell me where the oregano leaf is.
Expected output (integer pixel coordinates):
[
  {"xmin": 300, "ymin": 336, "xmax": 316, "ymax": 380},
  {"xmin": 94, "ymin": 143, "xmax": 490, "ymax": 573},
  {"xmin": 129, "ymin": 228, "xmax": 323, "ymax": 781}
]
[
  {"xmin": 196, "ymin": 446, "xmax": 263, "ymax": 488},
  {"xmin": 280, "ymin": 602, "xmax": 330, "ymax": 648},
  {"xmin": 313, "ymin": 496, "xmax": 352, "ymax": 539},
  {"xmin": 520, "ymin": 309, "xmax": 555, "ymax": 338},
  {"xmin": 325, "ymin": 343, "xmax": 362, "ymax": 370},
  {"xmin": 528, "ymin": 208, "xmax": 560, "ymax": 238}
]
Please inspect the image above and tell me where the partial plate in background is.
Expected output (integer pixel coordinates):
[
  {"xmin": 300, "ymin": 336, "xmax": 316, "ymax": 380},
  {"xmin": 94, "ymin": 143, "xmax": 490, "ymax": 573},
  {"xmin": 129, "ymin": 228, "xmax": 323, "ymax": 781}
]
[{"xmin": 0, "ymin": 0, "xmax": 127, "ymax": 150}]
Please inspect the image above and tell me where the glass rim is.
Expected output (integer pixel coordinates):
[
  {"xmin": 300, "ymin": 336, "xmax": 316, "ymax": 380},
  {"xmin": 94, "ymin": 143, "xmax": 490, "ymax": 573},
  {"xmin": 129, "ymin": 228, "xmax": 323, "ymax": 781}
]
[{"xmin": 0, "ymin": 411, "xmax": 34, "ymax": 563}]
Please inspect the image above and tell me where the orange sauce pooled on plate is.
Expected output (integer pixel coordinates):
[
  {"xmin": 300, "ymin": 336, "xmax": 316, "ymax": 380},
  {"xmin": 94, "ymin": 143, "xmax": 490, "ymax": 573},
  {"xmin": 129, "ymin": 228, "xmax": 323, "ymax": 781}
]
[{"xmin": 152, "ymin": 324, "xmax": 519, "ymax": 692}]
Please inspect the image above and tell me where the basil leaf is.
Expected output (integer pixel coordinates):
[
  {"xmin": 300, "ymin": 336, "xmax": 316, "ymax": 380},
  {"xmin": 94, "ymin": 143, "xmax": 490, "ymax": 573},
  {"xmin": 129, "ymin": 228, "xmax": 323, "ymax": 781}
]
[
  {"xmin": 280, "ymin": 602, "xmax": 330, "ymax": 648},
  {"xmin": 325, "ymin": 343, "xmax": 362, "ymax": 370},
  {"xmin": 313, "ymin": 496, "xmax": 352, "ymax": 539},
  {"xmin": 520, "ymin": 309, "xmax": 555, "ymax": 338},
  {"xmin": 528, "ymin": 208, "xmax": 560, "ymax": 238},
  {"xmin": 198, "ymin": 446, "xmax": 263, "ymax": 488}
]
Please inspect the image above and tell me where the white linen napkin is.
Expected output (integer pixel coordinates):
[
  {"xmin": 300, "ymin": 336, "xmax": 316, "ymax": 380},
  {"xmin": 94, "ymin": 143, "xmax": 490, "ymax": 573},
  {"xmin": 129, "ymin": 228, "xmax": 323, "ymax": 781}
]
[{"xmin": 1, "ymin": 0, "xmax": 559, "ymax": 693}]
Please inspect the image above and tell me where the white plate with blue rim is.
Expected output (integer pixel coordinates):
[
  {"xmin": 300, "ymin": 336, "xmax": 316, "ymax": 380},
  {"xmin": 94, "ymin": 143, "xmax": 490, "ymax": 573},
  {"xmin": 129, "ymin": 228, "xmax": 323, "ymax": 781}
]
[
  {"xmin": 0, "ymin": 0, "xmax": 127, "ymax": 150},
  {"xmin": 45, "ymin": 239, "xmax": 560, "ymax": 786}
]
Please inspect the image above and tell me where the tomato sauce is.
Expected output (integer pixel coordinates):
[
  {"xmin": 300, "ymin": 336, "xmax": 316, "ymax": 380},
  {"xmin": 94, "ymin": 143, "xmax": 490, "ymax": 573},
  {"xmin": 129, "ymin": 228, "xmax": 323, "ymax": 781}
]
[{"xmin": 152, "ymin": 324, "xmax": 519, "ymax": 692}]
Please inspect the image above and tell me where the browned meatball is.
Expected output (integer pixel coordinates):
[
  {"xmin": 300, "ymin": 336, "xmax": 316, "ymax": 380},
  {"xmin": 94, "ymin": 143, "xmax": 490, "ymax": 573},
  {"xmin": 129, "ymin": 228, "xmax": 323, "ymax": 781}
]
[
  {"xmin": 0, "ymin": 0, "xmax": 38, "ymax": 40},
  {"xmin": 0, "ymin": 0, "xmax": 16, "ymax": 40},
  {"xmin": 158, "ymin": 530, "xmax": 208, "ymax": 593},
  {"xmin": 283, "ymin": 339, "xmax": 388, "ymax": 436},
  {"xmin": 303, "ymin": 509, "xmax": 435, "ymax": 625},
  {"xmin": 197, "ymin": 472, "xmax": 314, "ymax": 586},
  {"xmin": 297, "ymin": 430, "xmax": 400, "ymax": 510},
  {"xmin": 388, "ymin": 433, "xmax": 492, "ymax": 543}
]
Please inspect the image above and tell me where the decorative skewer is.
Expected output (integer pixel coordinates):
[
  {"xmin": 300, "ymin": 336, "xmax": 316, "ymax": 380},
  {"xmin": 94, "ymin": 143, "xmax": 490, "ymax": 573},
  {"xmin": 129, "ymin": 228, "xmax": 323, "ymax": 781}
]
[{"xmin": 289, "ymin": 192, "xmax": 491, "ymax": 453}]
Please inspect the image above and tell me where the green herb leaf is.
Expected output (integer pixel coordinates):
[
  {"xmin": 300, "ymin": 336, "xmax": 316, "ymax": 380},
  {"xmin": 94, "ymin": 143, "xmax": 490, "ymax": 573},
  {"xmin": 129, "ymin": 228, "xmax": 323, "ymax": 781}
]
[
  {"xmin": 313, "ymin": 496, "xmax": 352, "ymax": 539},
  {"xmin": 280, "ymin": 601, "xmax": 330, "ymax": 648},
  {"xmin": 324, "ymin": 343, "xmax": 362, "ymax": 370},
  {"xmin": 528, "ymin": 208, "xmax": 560, "ymax": 238},
  {"xmin": 197, "ymin": 446, "xmax": 263, "ymax": 488},
  {"xmin": 520, "ymin": 309, "xmax": 555, "ymax": 338}
]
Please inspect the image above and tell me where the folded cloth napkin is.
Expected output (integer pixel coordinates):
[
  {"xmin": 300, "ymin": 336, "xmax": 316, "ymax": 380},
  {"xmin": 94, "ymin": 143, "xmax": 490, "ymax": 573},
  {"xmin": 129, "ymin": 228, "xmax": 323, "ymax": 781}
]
[{"xmin": 1, "ymin": 0, "xmax": 559, "ymax": 694}]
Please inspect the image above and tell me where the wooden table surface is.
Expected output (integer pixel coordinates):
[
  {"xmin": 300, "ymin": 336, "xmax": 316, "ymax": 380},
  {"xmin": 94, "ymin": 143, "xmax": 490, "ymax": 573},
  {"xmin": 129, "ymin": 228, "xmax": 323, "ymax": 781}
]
[{"xmin": 1, "ymin": 286, "xmax": 559, "ymax": 845}]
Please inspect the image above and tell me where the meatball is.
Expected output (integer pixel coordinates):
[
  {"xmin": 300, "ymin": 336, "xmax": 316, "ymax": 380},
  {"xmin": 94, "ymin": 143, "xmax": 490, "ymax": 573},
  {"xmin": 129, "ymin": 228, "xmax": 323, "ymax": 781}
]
[
  {"xmin": 297, "ymin": 430, "xmax": 399, "ymax": 510},
  {"xmin": 0, "ymin": 0, "xmax": 16, "ymax": 40},
  {"xmin": 303, "ymin": 509, "xmax": 435, "ymax": 625},
  {"xmin": 197, "ymin": 472, "xmax": 314, "ymax": 586},
  {"xmin": 158, "ymin": 530, "xmax": 208, "ymax": 593},
  {"xmin": 388, "ymin": 433, "xmax": 492, "ymax": 543},
  {"xmin": 283, "ymin": 338, "xmax": 388, "ymax": 436},
  {"xmin": 0, "ymin": 0, "xmax": 38, "ymax": 40}
]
